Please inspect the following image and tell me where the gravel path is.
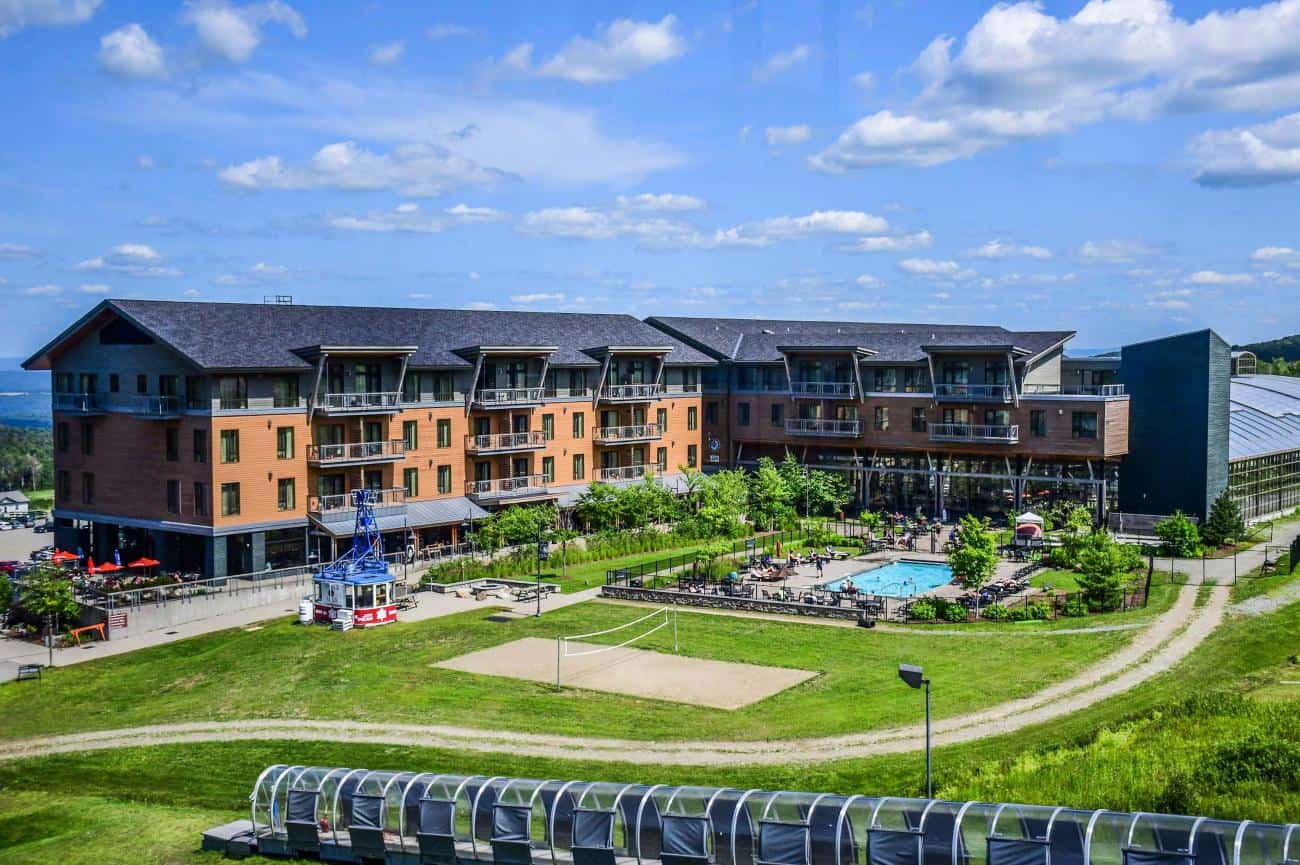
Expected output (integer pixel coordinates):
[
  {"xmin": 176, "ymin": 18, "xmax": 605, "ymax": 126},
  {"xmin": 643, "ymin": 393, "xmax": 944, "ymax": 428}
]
[
  {"xmin": 0, "ymin": 584, "xmax": 1228, "ymax": 767},
  {"xmin": 1231, "ymin": 578, "xmax": 1300, "ymax": 616}
]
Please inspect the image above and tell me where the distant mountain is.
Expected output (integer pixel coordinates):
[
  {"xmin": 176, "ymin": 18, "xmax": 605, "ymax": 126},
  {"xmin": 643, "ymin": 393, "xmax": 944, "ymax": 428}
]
[{"xmin": 1237, "ymin": 335, "xmax": 1300, "ymax": 363}]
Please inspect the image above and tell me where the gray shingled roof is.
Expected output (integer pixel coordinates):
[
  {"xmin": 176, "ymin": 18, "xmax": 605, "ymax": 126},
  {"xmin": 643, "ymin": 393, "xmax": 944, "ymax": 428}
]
[
  {"xmin": 40, "ymin": 300, "xmax": 713, "ymax": 371},
  {"xmin": 1230, "ymin": 375, "xmax": 1300, "ymax": 461},
  {"xmin": 646, "ymin": 316, "xmax": 1073, "ymax": 363}
]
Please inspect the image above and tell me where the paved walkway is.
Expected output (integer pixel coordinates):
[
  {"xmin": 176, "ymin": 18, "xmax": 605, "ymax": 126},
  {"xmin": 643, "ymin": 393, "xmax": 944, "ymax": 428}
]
[
  {"xmin": 0, "ymin": 583, "xmax": 1227, "ymax": 766},
  {"xmin": 1153, "ymin": 519, "xmax": 1300, "ymax": 584}
]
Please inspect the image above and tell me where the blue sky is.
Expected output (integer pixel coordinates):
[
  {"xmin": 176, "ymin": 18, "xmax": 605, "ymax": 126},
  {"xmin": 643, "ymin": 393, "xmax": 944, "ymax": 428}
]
[{"xmin": 3, "ymin": 0, "xmax": 1300, "ymax": 355}]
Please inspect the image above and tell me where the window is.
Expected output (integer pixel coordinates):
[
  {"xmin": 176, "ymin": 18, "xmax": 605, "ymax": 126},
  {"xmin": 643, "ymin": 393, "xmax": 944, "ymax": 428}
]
[
  {"xmin": 656, "ymin": 447, "xmax": 668, "ymax": 471},
  {"xmin": 656, "ymin": 407, "xmax": 668, "ymax": 431},
  {"xmin": 56, "ymin": 422, "xmax": 69, "ymax": 453},
  {"xmin": 705, "ymin": 402, "xmax": 719, "ymax": 425},
  {"xmin": 911, "ymin": 407, "xmax": 927, "ymax": 432},
  {"xmin": 80, "ymin": 422, "xmax": 94, "ymax": 456},
  {"xmin": 572, "ymin": 453, "xmax": 585, "ymax": 480},
  {"xmin": 985, "ymin": 409, "xmax": 1011, "ymax": 427},
  {"xmin": 873, "ymin": 368, "xmax": 897, "ymax": 392},
  {"xmin": 1072, "ymin": 411, "xmax": 1098, "ymax": 439},
  {"xmin": 542, "ymin": 456, "xmax": 555, "ymax": 483},
  {"xmin": 572, "ymin": 412, "xmax": 585, "ymax": 439},
  {"xmin": 136, "ymin": 373, "xmax": 147, "ymax": 394},
  {"xmin": 437, "ymin": 465, "xmax": 452, "ymax": 494},
  {"xmin": 687, "ymin": 444, "xmax": 698, "ymax": 468},
  {"xmin": 276, "ymin": 427, "xmax": 294, "ymax": 459},
  {"xmin": 770, "ymin": 403, "xmax": 784, "ymax": 426},
  {"xmin": 194, "ymin": 483, "xmax": 209, "ymax": 516},
  {"xmin": 403, "ymin": 468, "xmax": 419, "ymax": 498},
  {"xmin": 109, "ymin": 373, "xmax": 120, "ymax": 393},
  {"xmin": 193, "ymin": 429, "xmax": 208, "ymax": 463},
  {"xmin": 82, "ymin": 472, "xmax": 95, "ymax": 505},
  {"xmin": 737, "ymin": 403, "xmax": 750, "ymax": 427},
  {"xmin": 687, "ymin": 406, "xmax": 699, "ymax": 430},
  {"xmin": 57, "ymin": 470, "xmax": 70, "ymax": 500},
  {"xmin": 432, "ymin": 372, "xmax": 455, "ymax": 401},
  {"xmin": 542, "ymin": 413, "xmax": 555, "ymax": 441},
  {"xmin": 217, "ymin": 375, "xmax": 247, "ymax": 410},
  {"xmin": 78, "ymin": 373, "xmax": 97, "ymax": 394},
  {"xmin": 272, "ymin": 375, "xmax": 299, "ymax": 408},
  {"xmin": 402, "ymin": 420, "xmax": 418, "ymax": 451},
  {"xmin": 166, "ymin": 480, "xmax": 181, "ymax": 514},
  {"xmin": 159, "ymin": 375, "xmax": 178, "ymax": 397},
  {"xmin": 220, "ymin": 482, "xmax": 241, "ymax": 516},
  {"xmin": 1030, "ymin": 410, "xmax": 1047, "ymax": 437},
  {"xmin": 165, "ymin": 427, "xmax": 179, "ymax": 462},
  {"xmin": 436, "ymin": 418, "xmax": 451, "ymax": 448},
  {"xmin": 54, "ymin": 373, "xmax": 73, "ymax": 393},
  {"xmin": 874, "ymin": 406, "xmax": 889, "ymax": 430},
  {"xmin": 220, "ymin": 429, "xmax": 240, "ymax": 463}
]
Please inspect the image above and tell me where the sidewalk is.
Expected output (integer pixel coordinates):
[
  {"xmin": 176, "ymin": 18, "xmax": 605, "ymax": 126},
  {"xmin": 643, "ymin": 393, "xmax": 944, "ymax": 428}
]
[{"xmin": 1152, "ymin": 519, "xmax": 1300, "ymax": 583}]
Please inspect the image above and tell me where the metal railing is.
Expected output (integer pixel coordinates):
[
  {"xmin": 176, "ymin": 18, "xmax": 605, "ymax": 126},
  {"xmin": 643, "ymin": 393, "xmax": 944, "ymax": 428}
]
[
  {"xmin": 600, "ymin": 383, "xmax": 662, "ymax": 401},
  {"xmin": 113, "ymin": 394, "xmax": 182, "ymax": 416},
  {"xmin": 934, "ymin": 383, "xmax": 1014, "ymax": 401},
  {"xmin": 83, "ymin": 565, "xmax": 317, "ymax": 611},
  {"xmin": 308, "ymin": 487, "xmax": 406, "ymax": 517},
  {"xmin": 594, "ymin": 423, "xmax": 663, "ymax": 443},
  {"xmin": 790, "ymin": 381, "xmax": 856, "ymax": 399},
  {"xmin": 929, "ymin": 423, "xmax": 1020, "ymax": 443},
  {"xmin": 1022, "ymin": 383, "xmax": 1127, "ymax": 397},
  {"xmin": 597, "ymin": 464, "xmax": 657, "ymax": 482},
  {"xmin": 307, "ymin": 439, "xmax": 406, "ymax": 465},
  {"xmin": 473, "ymin": 387, "xmax": 546, "ymax": 406},
  {"xmin": 52, "ymin": 392, "xmax": 101, "ymax": 412},
  {"xmin": 663, "ymin": 383, "xmax": 701, "ymax": 394},
  {"xmin": 217, "ymin": 396, "xmax": 248, "ymax": 410},
  {"xmin": 543, "ymin": 386, "xmax": 592, "ymax": 399},
  {"xmin": 464, "ymin": 430, "xmax": 547, "ymax": 452},
  {"xmin": 465, "ymin": 475, "xmax": 548, "ymax": 499},
  {"xmin": 317, "ymin": 391, "xmax": 401, "ymax": 412},
  {"xmin": 785, "ymin": 417, "xmax": 862, "ymax": 437}
]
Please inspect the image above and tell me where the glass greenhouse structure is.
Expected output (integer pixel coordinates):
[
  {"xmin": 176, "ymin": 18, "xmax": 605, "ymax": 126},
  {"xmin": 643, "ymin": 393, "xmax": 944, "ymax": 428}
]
[{"xmin": 202, "ymin": 765, "xmax": 1299, "ymax": 865}]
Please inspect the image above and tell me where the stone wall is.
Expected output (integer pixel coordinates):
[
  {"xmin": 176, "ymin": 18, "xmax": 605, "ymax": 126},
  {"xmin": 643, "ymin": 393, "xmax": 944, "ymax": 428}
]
[{"xmin": 600, "ymin": 585, "xmax": 864, "ymax": 621}]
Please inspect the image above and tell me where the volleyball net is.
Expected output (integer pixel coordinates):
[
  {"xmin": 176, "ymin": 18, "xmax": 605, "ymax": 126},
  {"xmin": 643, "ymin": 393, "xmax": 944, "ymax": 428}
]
[{"xmin": 556, "ymin": 606, "xmax": 678, "ymax": 686}]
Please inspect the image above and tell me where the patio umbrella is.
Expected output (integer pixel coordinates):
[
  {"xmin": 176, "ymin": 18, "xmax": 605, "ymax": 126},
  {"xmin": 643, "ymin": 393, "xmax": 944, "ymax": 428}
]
[
  {"xmin": 86, "ymin": 556, "xmax": 96, "ymax": 573},
  {"xmin": 94, "ymin": 561, "xmax": 123, "ymax": 574},
  {"xmin": 127, "ymin": 557, "xmax": 161, "ymax": 569},
  {"xmin": 50, "ymin": 549, "xmax": 79, "ymax": 565}
]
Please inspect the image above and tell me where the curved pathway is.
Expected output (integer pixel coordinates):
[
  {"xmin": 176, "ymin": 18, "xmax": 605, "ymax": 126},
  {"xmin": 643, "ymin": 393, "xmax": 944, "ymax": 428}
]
[{"xmin": 0, "ymin": 584, "xmax": 1229, "ymax": 767}]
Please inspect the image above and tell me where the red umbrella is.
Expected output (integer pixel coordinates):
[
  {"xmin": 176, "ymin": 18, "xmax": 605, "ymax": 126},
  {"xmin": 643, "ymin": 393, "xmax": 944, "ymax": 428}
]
[
  {"xmin": 94, "ymin": 561, "xmax": 123, "ymax": 574},
  {"xmin": 50, "ymin": 549, "xmax": 79, "ymax": 564},
  {"xmin": 128, "ymin": 557, "xmax": 161, "ymax": 569}
]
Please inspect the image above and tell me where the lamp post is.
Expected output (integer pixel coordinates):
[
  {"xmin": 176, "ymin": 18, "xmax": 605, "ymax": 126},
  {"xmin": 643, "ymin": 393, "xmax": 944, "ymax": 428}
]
[
  {"xmin": 536, "ymin": 522, "xmax": 549, "ymax": 618},
  {"xmin": 898, "ymin": 663, "xmax": 931, "ymax": 798}
]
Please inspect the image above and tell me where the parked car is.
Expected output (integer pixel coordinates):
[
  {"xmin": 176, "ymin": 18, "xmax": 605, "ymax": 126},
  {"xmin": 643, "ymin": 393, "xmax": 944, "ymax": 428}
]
[
  {"xmin": 0, "ymin": 561, "xmax": 18, "ymax": 574},
  {"xmin": 33, "ymin": 523, "xmax": 49, "ymax": 534}
]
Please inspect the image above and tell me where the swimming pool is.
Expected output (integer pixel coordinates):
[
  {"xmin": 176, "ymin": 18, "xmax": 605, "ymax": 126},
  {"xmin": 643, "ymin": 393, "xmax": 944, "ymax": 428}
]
[{"xmin": 827, "ymin": 560, "xmax": 953, "ymax": 597}]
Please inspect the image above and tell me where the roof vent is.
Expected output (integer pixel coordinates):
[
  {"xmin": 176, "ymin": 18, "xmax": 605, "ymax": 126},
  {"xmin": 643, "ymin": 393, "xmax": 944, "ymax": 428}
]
[
  {"xmin": 761, "ymin": 328, "xmax": 775, "ymax": 335},
  {"xmin": 264, "ymin": 295, "xmax": 293, "ymax": 305}
]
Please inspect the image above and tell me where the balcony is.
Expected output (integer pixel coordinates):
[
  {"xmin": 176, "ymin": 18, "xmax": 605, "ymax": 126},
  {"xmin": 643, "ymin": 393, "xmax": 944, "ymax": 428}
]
[
  {"xmin": 472, "ymin": 387, "xmax": 545, "ymax": 409},
  {"xmin": 1022, "ymin": 384, "xmax": 1127, "ymax": 398},
  {"xmin": 790, "ymin": 381, "xmax": 857, "ymax": 399},
  {"xmin": 308, "ymin": 487, "xmax": 407, "ymax": 523},
  {"xmin": 315, "ymin": 391, "xmax": 402, "ymax": 415},
  {"xmin": 598, "ymin": 464, "xmax": 656, "ymax": 482},
  {"xmin": 594, "ymin": 423, "xmax": 663, "ymax": 444},
  {"xmin": 929, "ymin": 423, "xmax": 1020, "ymax": 444},
  {"xmin": 307, "ymin": 439, "xmax": 407, "ymax": 467},
  {"xmin": 785, "ymin": 418, "xmax": 862, "ymax": 438},
  {"xmin": 464, "ymin": 430, "xmax": 547, "ymax": 454},
  {"xmin": 115, "ymin": 395, "xmax": 182, "ymax": 418},
  {"xmin": 53, "ymin": 392, "xmax": 105, "ymax": 414},
  {"xmin": 465, "ymin": 475, "xmax": 549, "ymax": 503},
  {"xmin": 599, "ymin": 383, "xmax": 662, "ymax": 402},
  {"xmin": 934, "ymin": 383, "xmax": 1014, "ymax": 402}
]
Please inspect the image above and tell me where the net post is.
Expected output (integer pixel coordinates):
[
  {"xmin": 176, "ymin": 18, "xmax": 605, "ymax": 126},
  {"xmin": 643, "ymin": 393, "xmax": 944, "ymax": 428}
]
[
  {"xmin": 556, "ymin": 637, "xmax": 562, "ymax": 688},
  {"xmin": 672, "ymin": 607, "xmax": 678, "ymax": 653}
]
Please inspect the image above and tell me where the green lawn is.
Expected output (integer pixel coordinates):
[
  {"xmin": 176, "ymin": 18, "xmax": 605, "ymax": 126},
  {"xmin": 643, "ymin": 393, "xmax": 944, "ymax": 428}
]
[
  {"xmin": 23, "ymin": 487, "xmax": 52, "ymax": 514},
  {"xmin": 0, "ymin": 600, "xmax": 1132, "ymax": 743}
]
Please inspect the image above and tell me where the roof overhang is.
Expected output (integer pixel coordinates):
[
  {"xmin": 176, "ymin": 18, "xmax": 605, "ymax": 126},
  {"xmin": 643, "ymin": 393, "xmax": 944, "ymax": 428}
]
[
  {"xmin": 22, "ymin": 299, "xmax": 192, "ymax": 371},
  {"xmin": 777, "ymin": 344, "xmax": 878, "ymax": 357},
  {"xmin": 921, "ymin": 343, "xmax": 1032, "ymax": 356},
  {"xmin": 583, "ymin": 345, "xmax": 675, "ymax": 356},
  {"xmin": 292, "ymin": 345, "xmax": 418, "ymax": 359},
  {"xmin": 452, "ymin": 345, "xmax": 559, "ymax": 361}
]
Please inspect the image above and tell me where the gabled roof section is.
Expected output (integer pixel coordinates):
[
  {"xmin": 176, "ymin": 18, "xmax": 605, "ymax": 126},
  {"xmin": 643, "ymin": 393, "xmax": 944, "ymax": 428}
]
[{"xmin": 1230, "ymin": 374, "xmax": 1300, "ymax": 460}]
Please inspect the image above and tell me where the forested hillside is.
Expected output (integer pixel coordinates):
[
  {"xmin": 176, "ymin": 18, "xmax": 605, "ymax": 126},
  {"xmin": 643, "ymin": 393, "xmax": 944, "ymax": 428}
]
[{"xmin": 0, "ymin": 424, "xmax": 52, "ymax": 490}]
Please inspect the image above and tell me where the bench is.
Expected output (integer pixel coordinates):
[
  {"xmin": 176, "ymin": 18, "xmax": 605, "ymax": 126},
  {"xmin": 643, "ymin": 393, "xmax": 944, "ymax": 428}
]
[
  {"xmin": 512, "ymin": 584, "xmax": 558, "ymax": 603},
  {"xmin": 16, "ymin": 664, "xmax": 41, "ymax": 682}
]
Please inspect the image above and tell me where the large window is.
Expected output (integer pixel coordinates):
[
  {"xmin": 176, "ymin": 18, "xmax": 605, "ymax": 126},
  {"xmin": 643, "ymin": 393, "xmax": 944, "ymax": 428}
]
[
  {"xmin": 770, "ymin": 403, "xmax": 784, "ymax": 426},
  {"xmin": 1229, "ymin": 450, "xmax": 1300, "ymax": 521},
  {"xmin": 737, "ymin": 403, "xmax": 750, "ymax": 426},
  {"xmin": 220, "ymin": 429, "xmax": 240, "ymax": 463},
  {"xmin": 57, "ymin": 470, "xmax": 70, "ymax": 500},
  {"xmin": 276, "ymin": 427, "xmax": 294, "ymax": 459},
  {"xmin": 82, "ymin": 472, "xmax": 95, "ymax": 505},
  {"xmin": 874, "ymin": 406, "xmax": 889, "ymax": 431},
  {"xmin": 542, "ymin": 413, "xmax": 555, "ymax": 441},
  {"xmin": 437, "ymin": 465, "xmax": 452, "ymax": 494},
  {"xmin": 277, "ymin": 478, "xmax": 295, "ymax": 511},
  {"xmin": 1030, "ymin": 410, "xmax": 1047, "ymax": 437},
  {"xmin": 272, "ymin": 375, "xmax": 299, "ymax": 408},
  {"xmin": 656, "ymin": 407, "xmax": 668, "ymax": 431},
  {"xmin": 167, "ymin": 479, "xmax": 181, "ymax": 514},
  {"xmin": 687, "ymin": 406, "xmax": 698, "ymax": 430},
  {"xmin": 218, "ymin": 376, "xmax": 247, "ymax": 410},
  {"xmin": 80, "ymin": 422, "xmax": 94, "ymax": 456},
  {"xmin": 705, "ymin": 402, "xmax": 718, "ymax": 425},
  {"xmin": 436, "ymin": 418, "xmax": 451, "ymax": 448},
  {"xmin": 572, "ymin": 412, "xmax": 585, "ymax": 438},
  {"xmin": 404, "ymin": 467, "xmax": 419, "ymax": 497},
  {"xmin": 194, "ymin": 482, "xmax": 209, "ymax": 516},
  {"xmin": 403, "ymin": 420, "xmax": 418, "ymax": 450},
  {"xmin": 911, "ymin": 407, "xmax": 927, "ymax": 432},
  {"xmin": 56, "ymin": 422, "xmax": 69, "ymax": 453},
  {"xmin": 193, "ymin": 429, "xmax": 208, "ymax": 463},
  {"xmin": 656, "ymin": 447, "xmax": 668, "ymax": 471},
  {"xmin": 572, "ymin": 453, "xmax": 585, "ymax": 480},
  {"xmin": 165, "ymin": 427, "xmax": 179, "ymax": 461},
  {"xmin": 542, "ymin": 456, "xmax": 555, "ymax": 483},
  {"xmin": 1071, "ymin": 411, "xmax": 1098, "ymax": 439},
  {"xmin": 687, "ymin": 445, "xmax": 698, "ymax": 468},
  {"xmin": 220, "ymin": 482, "xmax": 241, "ymax": 516}
]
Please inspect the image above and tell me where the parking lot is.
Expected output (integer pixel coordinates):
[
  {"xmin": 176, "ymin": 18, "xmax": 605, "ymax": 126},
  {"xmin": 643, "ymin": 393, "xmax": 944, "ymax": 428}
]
[{"xmin": 0, "ymin": 526, "xmax": 46, "ymax": 564}]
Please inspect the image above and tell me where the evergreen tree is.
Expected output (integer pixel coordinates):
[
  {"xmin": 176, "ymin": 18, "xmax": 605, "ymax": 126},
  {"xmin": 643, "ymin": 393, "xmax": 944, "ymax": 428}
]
[{"xmin": 1201, "ymin": 490, "xmax": 1247, "ymax": 548}]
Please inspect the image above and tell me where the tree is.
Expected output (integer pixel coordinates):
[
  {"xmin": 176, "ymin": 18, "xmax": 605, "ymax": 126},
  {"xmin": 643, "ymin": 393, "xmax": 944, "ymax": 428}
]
[
  {"xmin": 1201, "ymin": 490, "xmax": 1247, "ymax": 548},
  {"xmin": 18, "ymin": 564, "xmax": 80, "ymax": 625},
  {"xmin": 1154, "ymin": 510, "xmax": 1201, "ymax": 557},
  {"xmin": 494, "ymin": 504, "xmax": 556, "ymax": 546},
  {"xmin": 748, "ymin": 457, "xmax": 795, "ymax": 530},
  {"xmin": 0, "ymin": 573, "xmax": 11, "ymax": 621},
  {"xmin": 777, "ymin": 454, "xmax": 852, "ymax": 517},
  {"xmin": 574, "ymin": 483, "xmax": 621, "ymax": 532},
  {"xmin": 859, "ymin": 510, "xmax": 883, "ymax": 539},
  {"xmin": 1075, "ymin": 531, "xmax": 1128, "ymax": 611},
  {"xmin": 949, "ymin": 515, "xmax": 999, "ymax": 593},
  {"xmin": 682, "ymin": 469, "xmax": 749, "ymax": 537}
]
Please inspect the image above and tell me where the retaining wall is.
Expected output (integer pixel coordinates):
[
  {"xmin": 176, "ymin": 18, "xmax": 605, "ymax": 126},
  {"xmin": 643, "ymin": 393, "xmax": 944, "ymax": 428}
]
[{"xmin": 600, "ymin": 585, "xmax": 863, "ymax": 621}]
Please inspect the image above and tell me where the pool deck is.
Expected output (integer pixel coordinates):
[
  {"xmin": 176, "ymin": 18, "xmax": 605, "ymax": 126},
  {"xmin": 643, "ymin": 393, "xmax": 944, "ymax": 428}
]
[{"xmin": 775, "ymin": 549, "xmax": 1031, "ymax": 601}]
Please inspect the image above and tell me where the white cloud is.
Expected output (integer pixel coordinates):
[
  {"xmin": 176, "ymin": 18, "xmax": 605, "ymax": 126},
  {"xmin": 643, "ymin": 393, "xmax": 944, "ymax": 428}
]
[
  {"xmin": 971, "ymin": 239, "xmax": 1052, "ymax": 260},
  {"xmin": 76, "ymin": 243, "xmax": 181, "ymax": 277},
  {"xmin": 427, "ymin": 23, "xmax": 470, "ymax": 40},
  {"xmin": 329, "ymin": 201, "xmax": 506, "ymax": 233},
  {"xmin": 1078, "ymin": 239, "xmax": 1158, "ymax": 264},
  {"xmin": 765, "ymin": 124, "xmax": 811, "ymax": 147},
  {"xmin": 78, "ymin": 283, "xmax": 111, "ymax": 294},
  {"xmin": 511, "ymin": 292, "xmax": 565, "ymax": 303},
  {"xmin": 754, "ymin": 43, "xmax": 808, "ymax": 82},
  {"xmin": 837, "ymin": 300, "xmax": 884, "ymax": 311},
  {"xmin": 1147, "ymin": 288, "xmax": 1195, "ymax": 310},
  {"xmin": 838, "ymin": 230, "xmax": 933, "ymax": 253},
  {"xmin": 182, "ymin": 0, "xmax": 306, "ymax": 63},
  {"xmin": 502, "ymin": 15, "xmax": 686, "ymax": 84},
  {"xmin": 1186, "ymin": 270, "xmax": 1255, "ymax": 285},
  {"xmin": 219, "ymin": 141, "xmax": 505, "ymax": 197},
  {"xmin": 23, "ymin": 283, "xmax": 63, "ymax": 296},
  {"xmin": 1, "ymin": 0, "xmax": 99, "ymax": 38},
  {"xmin": 898, "ymin": 258, "xmax": 977, "ymax": 280},
  {"xmin": 738, "ymin": 124, "xmax": 752, "ymax": 140},
  {"xmin": 99, "ymin": 23, "xmax": 166, "ymax": 79},
  {"xmin": 1252, "ymin": 245, "xmax": 1296, "ymax": 260},
  {"xmin": 851, "ymin": 71, "xmax": 875, "ymax": 90},
  {"xmin": 408, "ymin": 292, "xmax": 432, "ymax": 300},
  {"xmin": 137, "ymin": 154, "xmax": 156, "ymax": 169},
  {"xmin": 1191, "ymin": 112, "xmax": 1300, "ymax": 187},
  {"xmin": 614, "ymin": 193, "xmax": 706, "ymax": 212},
  {"xmin": 855, "ymin": 274, "xmax": 884, "ymax": 287},
  {"xmin": 0, "ymin": 242, "xmax": 40, "ymax": 259},
  {"xmin": 464, "ymin": 300, "xmax": 496, "ymax": 310},
  {"xmin": 369, "ymin": 40, "xmax": 404, "ymax": 65}
]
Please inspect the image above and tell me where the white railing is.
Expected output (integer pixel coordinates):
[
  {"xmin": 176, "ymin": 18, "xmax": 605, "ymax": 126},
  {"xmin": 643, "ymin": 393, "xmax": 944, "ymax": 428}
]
[
  {"xmin": 934, "ymin": 383, "xmax": 1014, "ymax": 401},
  {"xmin": 465, "ymin": 475, "xmax": 548, "ymax": 499},
  {"xmin": 464, "ymin": 431, "xmax": 547, "ymax": 452},
  {"xmin": 318, "ymin": 391, "xmax": 401, "ymax": 412},
  {"xmin": 543, "ymin": 386, "xmax": 592, "ymax": 399},
  {"xmin": 1022, "ymin": 384, "xmax": 1127, "ymax": 397},
  {"xmin": 473, "ymin": 387, "xmax": 546, "ymax": 406},
  {"xmin": 600, "ymin": 383, "xmax": 662, "ymax": 401},
  {"xmin": 663, "ymin": 383, "xmax": 701, "ymax": 394},
  {"xmin": 308, "ymin": 487, "xmax": 406, "ymax": 517},
  {"xmin": 785, "ymin": 418, "xmax": 862, "ymax": 437},
  {"xmin": 597, "ymin": 464, "xmax": 654, "ymax": 482},
  {"xmin": 114, "ymin": 395, "xmax": 182, "ymax": 416},
  {"xmin": 307, "ymin": 439, "xmax": 406, "ymax": 464},
  {"xmin": 594, "ymin": 423, "xmax": 663, "ymax": 443},
  {"xmin": 790, "ymin": 381, "xmax": 857, "ymax": 399},
  {"xmin": 52, "ymin": 392, "xmax": 100, "ymax": 412},
  {"xmin": 929, "ymin": 423, "xmax": 1020, "ymax": 443}
]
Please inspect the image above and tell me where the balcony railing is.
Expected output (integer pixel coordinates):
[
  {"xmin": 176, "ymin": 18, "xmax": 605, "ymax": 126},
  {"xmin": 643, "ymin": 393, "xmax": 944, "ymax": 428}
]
[
  {"xmin": 598, "ymin": 464, "xmax": 656, "ymax": 482},
  {"xmin": 316, "ymin": 392, "xmax": 402, "ymax": 413},
  {"xmin": 784, "ymin": 418, "xmax": 862, "ymax": 437},
  {"xmin": 1022, "ymin": 384, "xmax": 1127, "ymax": 397},
  {"xmin": 473, "ymin": 387, "xmax": 545, "ymax": 408},
  {"xmin": 307, "ymin": 439, "xmax": 407, "ymax": 466},
  {"xmin": 464, "ymin": 430, "xmax": 547, "ymax": 453},
  {"xmin": 543, "ymin": 386, "xmax": 592, "ymax": 399},
  {"xmin": 594, "ymin": 423, "xmax": 663, "ymax": 444},
  {"xmin": 663, "ymin": 383, "xmax": 701, "ymax": 394},
  {"xmin": 790, "ymin": 381, "xmax": 857, "ymax": 399},
  {"xmin": 600, "ymin": 383, "xmax": 662, "ymax": 402},
  {"xmin": 465, "ymin": 475, "xmax": 549, "ymax": 501},
  {"xmin": 52, "ymin": 392, "xmax": 103, "ymax": 413},
  {"xmin": 115, "ymin": 395, "xmax": 182, "ymax": 417},
  {"xmin": 934, "ymin": 383, "xmax": 1014, "ymax": 402},
  {"xmin": 308, "ymin": 487, "xmax": 407, "ymax": 522},
  {"xmin": 929, "ymin": 423, "xmax": 1020, "ymax": 444}
]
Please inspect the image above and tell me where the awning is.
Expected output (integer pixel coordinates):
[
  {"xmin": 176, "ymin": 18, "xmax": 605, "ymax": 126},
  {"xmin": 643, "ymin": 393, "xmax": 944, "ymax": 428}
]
[
  {"xmin": 310, "ymin": 496, "xmax": 489, "ymax": 538},
  {"xmin": 1015, "ymin": 511, "xmax": 1044, "ymax": 525}
]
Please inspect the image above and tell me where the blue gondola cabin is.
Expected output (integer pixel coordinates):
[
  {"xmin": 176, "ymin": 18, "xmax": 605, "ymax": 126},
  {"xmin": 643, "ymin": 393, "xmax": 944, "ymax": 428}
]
[{"xmin": 311, "ymin": 489, "xmax": 400, "ymax": 628}]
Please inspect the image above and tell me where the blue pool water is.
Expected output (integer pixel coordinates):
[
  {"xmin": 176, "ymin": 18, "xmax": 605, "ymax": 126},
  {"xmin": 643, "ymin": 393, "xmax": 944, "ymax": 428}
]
[{"xmin": 828, "ymin": 561, "xmax": 953, "ymax": 597}]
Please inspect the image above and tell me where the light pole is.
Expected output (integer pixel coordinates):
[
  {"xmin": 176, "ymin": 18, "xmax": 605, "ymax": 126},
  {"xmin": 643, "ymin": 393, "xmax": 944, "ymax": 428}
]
[
  {"xmin": 898, "ymin": 663, "xmax": 931, "ymax": 798},
  {"xmin": 536, "ymin": 522, "xmax": 549, "ymax": 617}
]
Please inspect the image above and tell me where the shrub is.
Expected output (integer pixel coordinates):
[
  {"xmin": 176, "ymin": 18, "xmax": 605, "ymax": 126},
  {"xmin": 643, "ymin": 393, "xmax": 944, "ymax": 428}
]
[
  {"xmin": 1062, "ymin": 598, "xmax": 1089, "ymax": 617},
  {"xmin": 1008, "ymin": 601, "xmax": 1051, "ymax": 621},
  {"xmin": 981, "ymin": 603, "xmax": 1011, "ymax": 621},
  {"xmin": 1154, "ymin": 510, "xmax": 1200, "ymax": 557},
  {"xmin": 940, "ymin": 601, "xmax": 968, "ymax": 622},
  {"xmin": 908, "ymin": 599, "xmax": 938, "ymax": 620}
]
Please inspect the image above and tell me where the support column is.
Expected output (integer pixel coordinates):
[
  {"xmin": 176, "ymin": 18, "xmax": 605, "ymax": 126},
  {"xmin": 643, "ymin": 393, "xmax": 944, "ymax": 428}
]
[
  {"xmin": 934, "ymin": 471, "xmax": 945, "ymax": 520},
  {"xmin": 251, "ymin": 531, "xmax": 267, "ymax": 572},
  {"xmin": 211, "ymin": 536, "xmax": 227, "ymax": 578}
]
